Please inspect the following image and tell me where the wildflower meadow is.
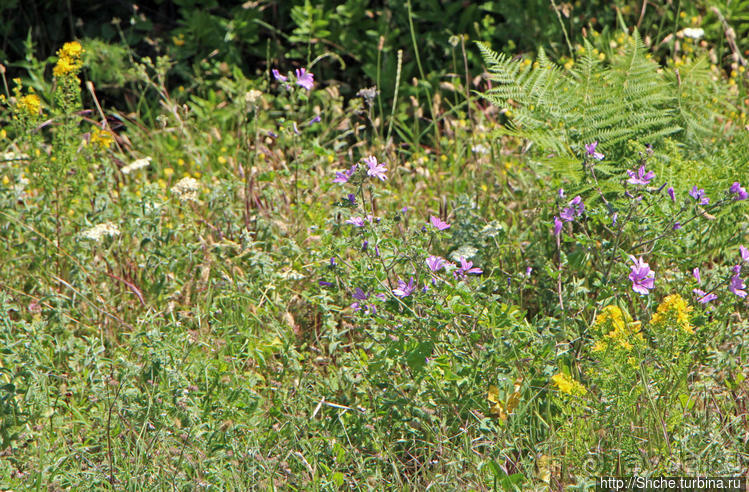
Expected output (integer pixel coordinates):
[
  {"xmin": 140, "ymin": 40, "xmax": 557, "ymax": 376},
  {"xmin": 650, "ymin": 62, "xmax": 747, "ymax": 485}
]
[{"xmin": 1, "ymin": 1, "xmax": 749, "ymax": 489}]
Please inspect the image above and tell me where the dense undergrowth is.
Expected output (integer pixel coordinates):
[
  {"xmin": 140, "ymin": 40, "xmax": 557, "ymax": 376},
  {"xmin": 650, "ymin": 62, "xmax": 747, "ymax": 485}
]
[{"xmin": 1, "ymin": 3, "xmax": 749, "ymax": 490}]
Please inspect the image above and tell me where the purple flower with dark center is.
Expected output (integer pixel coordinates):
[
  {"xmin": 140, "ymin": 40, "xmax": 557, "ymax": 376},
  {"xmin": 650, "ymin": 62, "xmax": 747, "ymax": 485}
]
[
  {"xmin": 585, "ymin": 141, "xmax": 604, "ymax": 160},
  {"xmin": 393, "ymin": 277, "xmax": 416, "ymax": 298},
  {"xmin": 667, "ymin": 186, "xmax": 675, "ymax": 202},
  {"xmin": 295, "ymin": 68, "xmax": 314, "ymax": 90},
  {"xmin": 346, "ymin": 216, "xmax": 365, "ymax": 227},
  {"xmin": 361, "ymin": 240, "xmax": 368, "ymax": 252},
  {"xmin": 733, "ymin": 264, "xmax": 742, "ymax": 275},
  {"xmin": 363, "ymin": 156, "xmax": 387, "ymax": 181},
  {"xmin": 553, "ymin": 216, "xmax": 563, "ymax": 236},
  {"xmin": 693, "ymin": 289, "xmax": 718, "ymax": 304},
  {"xmin": 729, "ymin": 273, "xmax": 747, "ymax": 298},
  {"xmin": 730, "ymin": 181, "xmax": 748, "ymax": 200},
  {"xmin": 319, "ymin": 280, "xmax": 333, "ymax": 287},
  {"xmin": 426, "ymin": 255, "xmax": 446, "ymax": 272},
  {"xmin": 629, "ymin": 256, "xmax": 655, "ymax": 295},
  {"xmin": 558, "ymin": 188, "xmax": 565, "ymax": 199},
  {"xmin": 430, "ymin": 216, "xmax": 451, "ymax": 231},
  {"xmin": 689, "ymin": 186, "xmax": 710, "ymax": 205},
  {"xmin": 333, "ymin": 164, "xmax": 358, "ymax": 184},
  {"xmin": 330, "ymin": 257, "xmax": 336, "ymax": 267},
  {"xmin": 673, "ymin": 222, "xmax": 681, "ymax": 230},
  {"xmin": 347, "ymin": 193, "xmax": 357, "ymax": 205},
  {"xmin": 626, "ymin": 165, "xmax": 655, "ymax": 186},
  {"xmin": 693, "ymin": 267, "xmax": 701, "ymax": 284},
  {"xmin": 272, "ymin": 69, "xmax": 287, "ymax": 82},
  {"xmin": 740, "ymin": 245, "xmax": 749, "ymax": 263},
  {"xmin": 454, "ymin": 257, "xmax": 483, "ymax": 277}
]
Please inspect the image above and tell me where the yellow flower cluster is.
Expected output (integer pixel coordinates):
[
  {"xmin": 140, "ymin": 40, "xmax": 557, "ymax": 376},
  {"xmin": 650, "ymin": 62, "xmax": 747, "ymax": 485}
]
[
  {"xmin": 53, "ymin": 41, "xmax": 84, "ymax": 77},
  {"xmin": 650, "ymin": 294, "xmax": 694, "ymax": 334},
  {"xmin": 591, "ymin": 305, "xmax": 644, "ymax": 353},
  {"xmin": 11, "ymin": 79, "xmax": 42, "ymax": 116},
  {"xmin": 89, "ymin": 128, "xmax": 113, "ymax": 149},
  {"xmin": 17, "ymin": 93, "xmax": 41, "ymax": 115},
  {"xmin": 552, "ymin": 373, "xmax": 587, "ymax": 396}
]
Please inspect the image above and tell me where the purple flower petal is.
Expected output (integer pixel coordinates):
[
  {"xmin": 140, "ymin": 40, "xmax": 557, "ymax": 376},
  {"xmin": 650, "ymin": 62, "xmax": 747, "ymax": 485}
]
[
  {"xmin": 553, "ymin": 216, "xmax": 563, "ymax": 237},
  {"xmin": 430, "ymin": 216, "xmax": 451, "ymax": 231},
  {"xmin": 294, "ymin": 68, "xmax": 314, "ymax": 90},
  {"xmin": 363, "ymin": 155, "xmax": 387, "ymax": 181},
  {"xmin": 693, "ymin": 289, "xmax": 718, "ymax": 304},
  {"xmin": 426, "ymin": 255, "xmax": 446, "ymax": 272},
  {"xmin": 585, "ymin": 141, "xmax": 604, "ymax": 160},
  {"xmin": 272, "ymin": 69, "xmax": 288, "ymax": 82},
  {"xmin": 627, "ymin": 165, "xmax": 655, "ymax": 186},
  {"xmin": 629, "ymin": 255, "xmax": 655, "ymax": 295}
]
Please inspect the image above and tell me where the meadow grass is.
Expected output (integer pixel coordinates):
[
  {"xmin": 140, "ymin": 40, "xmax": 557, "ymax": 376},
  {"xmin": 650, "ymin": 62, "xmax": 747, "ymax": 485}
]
[{"xmin": 1, "ymin": 23, "xmax": 748, "ymax": 491}]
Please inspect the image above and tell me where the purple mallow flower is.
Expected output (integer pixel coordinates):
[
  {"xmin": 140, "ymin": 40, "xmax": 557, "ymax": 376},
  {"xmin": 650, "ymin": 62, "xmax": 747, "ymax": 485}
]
[
  {"xmin": 347, "ymin": 193, "xmax": 357, "ymax": 205},
  {"xmin": 272, "ymin": 69, "xmax": 287, "ymax": 82},
  {"xmin": 346, "ymin": 216, "xmax": 365, "ymax": 227},
  {"xmin": 626, "ymin": 165, "xmax": 655, "ymax": 186},
  {"xmin": 430, "ymin": 216, "xmax": 451, "ymax": 231},
  {"xmin": 612, "ymin": 213, "xmax": 618, "ymax": 226},
  {"xmin": 730, "ymin": 182, "xmax": 748, "ymax": 201},
  {"xmin": 558, "ymin": 188, "xmax": 565, "ymax": 199},
  {"xmin": 673, "ymin": 222, "xmax": 681, "ymax": 230},
  {"xmin": 693, "ymin": 267, "xmax": 701, "ymax": 284},
  {"xmin": 333, "ymin": 164, "xmax": 358, "ymax": 184},
  {"xmin": 454, "ymin": 257, "xmax": 482, "ymax": 278},
  {"xmin": 393, "ymin": 277, "xmax": 416, "ymax": 298},
  {"xmin": 740, "ymin": 245, "xmax": 749, "ymax": 263},
  {"xmin": 560, "ymin": 196, "xmax": 584, "ymax": 222},
  {"xmin": 307, "ymin": 115, "xmax": 321, "ymax": 125},
  {"xmin": 363, "ymin": 155, "xmax": 387, "ymax": 181},
  {"xmin": 585, "ymin": 141, "xmax": 604, "ymax": 161},
  {"xmin": 629, "ymin": 256, "xmax": 655, "ymax": 295},
  {"xmin": 295, "ymin": 68, "xmax": 314, "ymax": 90},
  {"xmin": 693, "ymin": 289, "xmax": 718, "ymax": 304},
  {"xmin": 689, "ymin": 186, "xmax": 710, "ymax": 205},
  {"xmin": 319, "ymin": 280, "xmax": 333, "ymax": 287},
  {"xmin": 667, "ymin": 186, "xmax": 675, "ymax": 202},
  {"xmin": 729, "ymin": 272, "xmax": 747, "ymax": 298},
  {"xmin": 426, "ymin": 255, "xmax": 446, "ymax": 272},
  {"xmin": 553, "ymin": 216, "xmax": 563, "ymax": 237}
]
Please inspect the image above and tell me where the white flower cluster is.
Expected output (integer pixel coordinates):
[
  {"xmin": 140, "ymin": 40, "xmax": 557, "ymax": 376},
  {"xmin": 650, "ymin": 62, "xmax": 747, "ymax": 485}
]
[
  {"xmin": 245, "ymin": 89, "xmax": 263, "ymax": 105},
  {"xmin": 122, "ymin": 157, "xmax": 151, "ymax": 175},
  {"xmin": 80, "ymin": 222, "xmax": 120, "ymax": 242},
  {"xmin": 171, "ymin": 177, "xmax": 200, "ymax": 202}
]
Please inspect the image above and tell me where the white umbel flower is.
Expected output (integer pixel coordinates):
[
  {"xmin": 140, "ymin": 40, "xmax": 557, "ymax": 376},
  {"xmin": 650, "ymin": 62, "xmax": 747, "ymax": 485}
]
[
  {"xmin": 122, "ymin": 157, "xmax": 152, "ymax": 175},
  {"xmin": 171, "ymin": 177, "xmax": 200, "ymax": 202},
  {"xmin": 681, "ymin": 27, "xmax": 705, "ymax": 39},
  {"xmin": 80, "ymin": 222, "xmax": 120, "ymax": 242}
]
